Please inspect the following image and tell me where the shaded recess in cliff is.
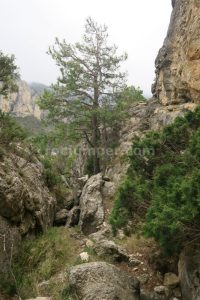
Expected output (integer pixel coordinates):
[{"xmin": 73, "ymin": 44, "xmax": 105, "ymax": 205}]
[{"xmin": 152, "ymin": 0, "xmax": 200, "ymax": 105}]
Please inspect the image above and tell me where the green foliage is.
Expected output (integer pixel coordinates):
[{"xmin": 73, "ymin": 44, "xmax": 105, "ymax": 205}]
[
  {"xmin": 116, "ymin": 85, "xmax": 145, "ymax": 112},
  {"xmin": 110, "ymin": 107, "xmax": 200, "ymax": 253},
  {"xmin": 0, "ymin": 51, "xmax": 19, "ymax": 96},
  {"xmin": 110, "ymin": 178, "xmax": 135, "ymax": 233},
  {"xmin": 41, "ymin": 156, "xmax": 70, "ymax": 207},
  {"xmin": 31, "ymin": 125, "xmax": 77, "ymax": 173},
  {"xmin": 0, "ymin": 110, "xmax": 27, "ymax": 146},
  {"xmin": 30, "ymin": 123, "xmax": 78, "ymax": 207},
  {"xmin": 15, "ymin": 115, "xmax": 44, "ymax": 135},
  {"xmin": 42, "ymin": 157, "xmax": 61, "ymax": 187},
  {"xmin": 39, "ymin": 18, "xmax": 129, "ymax": 173},
  {"xmin": 0, "ymin": 274, "xmax": 17, "ymax": 297},
  {"xmin": 13, "ymin": 227, "xmax": 80, "ymax": 299},
  {"xmin": 30, "ymin": 133, "xmax": 51, "ymax": 155}
]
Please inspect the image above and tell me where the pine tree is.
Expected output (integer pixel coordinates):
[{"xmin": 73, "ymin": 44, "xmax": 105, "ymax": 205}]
[{"xmin": 39, "ymin": 17, "xmax": 127, "ymax": 174}]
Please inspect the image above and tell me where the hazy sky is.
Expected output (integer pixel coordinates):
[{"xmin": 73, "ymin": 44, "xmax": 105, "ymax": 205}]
[{"xmin": 0, "ymin": 0, "xmax": 172, "ymax": 95}]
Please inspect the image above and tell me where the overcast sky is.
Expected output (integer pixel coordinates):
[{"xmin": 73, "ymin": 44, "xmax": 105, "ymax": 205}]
[{"xmin": 0, "ymin": 0, "xmax": 172, "ymax": 96}]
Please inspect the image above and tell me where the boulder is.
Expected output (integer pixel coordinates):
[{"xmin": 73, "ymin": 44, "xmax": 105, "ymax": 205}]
[
  {"xmin": 89, "ymin": 222, "xmax": 112, "ymax": 241},
  {"xmin": 178, "ymin": 249, "xmax": 200, "ymax": 300},
  {"xmin": 79, "ymin": 173, "xmax": 105, "ymax": 235},
  {"xmin": 79, "ymin": 252, "xmax": 90, "ymax": 262},
  {"xmin": 94, "ymin": 239, "xmax": 130, "ymax": 262},
  {"xmin": 154, "ymin": 286, "xmax": 166, "ymax": 294},
  {"xmin": 163, "ymin": 273, "xmax": 179, "ymax": 289},
  {"xmin": 69, "ymin": 261, "xmax": 140, "ymax": 300},
  {"xmin": 0, "ymin": 151, "xmax": 56, "ymax": 235},
  {"xmin": 54, "ymin": 209, "xmax": 68, "ymax": 226}
]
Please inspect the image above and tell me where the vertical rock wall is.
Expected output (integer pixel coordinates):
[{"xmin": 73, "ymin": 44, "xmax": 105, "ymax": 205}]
[{"xmin": 152, "ymin": 0, "xmax": 200, "ymax": 105}]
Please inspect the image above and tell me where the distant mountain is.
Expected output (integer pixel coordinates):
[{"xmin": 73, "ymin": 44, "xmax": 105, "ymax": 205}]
[
  {"xmin": 0, "ymin": 80, "xmax": 47, "ymax": 120},
  {"xmin": 29, "ymin": 82, "xmax": 49, "ymax": 94}
]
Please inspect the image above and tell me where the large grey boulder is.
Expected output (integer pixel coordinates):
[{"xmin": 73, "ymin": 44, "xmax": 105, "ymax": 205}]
[
  {"xmin": 178, "ymin": 249, "xmax": 200, "ymax": 300},
  {"xmin": 69, "ymin": 261, "xmax": 140, "ymax": 300},
  {"xmin": 79, "ymin": 173, "xmax": 105, "ymax": 235}
]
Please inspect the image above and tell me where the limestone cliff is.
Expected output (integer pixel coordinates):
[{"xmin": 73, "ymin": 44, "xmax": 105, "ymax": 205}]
[
  {"xmin": 0, "ymin": 145, "xmax": 56, "ymax": 236},
  {"xmin": 152, "ymin": 0, "xmax": 200, "ymax": 105},
  {"xmin": 0, "ymin": 80, "xmax": 43, "ymax": 119}
]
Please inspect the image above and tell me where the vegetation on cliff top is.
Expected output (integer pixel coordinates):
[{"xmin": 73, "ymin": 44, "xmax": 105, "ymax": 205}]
[{"xmin": 110, "ymin": 107, "xmax": 200, "ymax": 254}]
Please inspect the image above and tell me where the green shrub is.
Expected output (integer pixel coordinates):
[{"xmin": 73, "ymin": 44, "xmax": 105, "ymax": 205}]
[
  {"xmin": 110, "ymin": 178, "xmax": 135, "ymax": 233},
  {"xmin": 110, "ymin": 107, "xmax": 200, "ymax": 253},
  {"xmin": 42, "ymin": 157, "xmax": 60, "ymax": 187},
  {"xmin": 0, "ymin": 110, "xmax": 27, "ymax": 145}
]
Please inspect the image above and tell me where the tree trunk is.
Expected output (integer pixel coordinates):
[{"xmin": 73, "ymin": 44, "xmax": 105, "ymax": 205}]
[
  {"xmin": 102, "ymin": 119, "xmax": 108, "ymax": 173},
  {"xmin": 92, "ymin": 113, "xmax": 100, "ymax": 174},
  {"xmin": 92, "ymin": 83, "xmax": 101, "ymax": 174}
]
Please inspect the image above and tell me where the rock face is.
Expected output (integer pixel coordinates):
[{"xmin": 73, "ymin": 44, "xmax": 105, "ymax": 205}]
[
  {"xmin": 106, "ymin": 99, "xmax": 197, "ymax": 186},
  {"xmin": 79, "ymin": 173, "xmax": 105, "ymax": 235},
  {"xmin": 69, "ymin": 261, "xmax": 140, "ymax": 300},
  {"xmin": 152, "ymin": 0, "xmax": 200, "ymax": 105},
  {"xmin": 54, "ymin": 209, "xmax": 68, "ymax": 226},
  {"xmin": 0, "ymin": 80, "xmax": 43, "ymax": 119},
  {"xmin": 0, "ymin": 146, "xmax": 56, "ymax": 235},
  {"xmin": 178, "ymin": 249, "xmax": 200, "ymax": 300}
]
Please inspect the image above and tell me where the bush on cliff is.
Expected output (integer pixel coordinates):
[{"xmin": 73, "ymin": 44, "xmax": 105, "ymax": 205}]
[
  {"xmin": 0, "ymin": 110, "xmax": 27, "ymax": 146},
  {"xmin": 110, "ymin": 107, "xmax": 200, "ymax": 253}
]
